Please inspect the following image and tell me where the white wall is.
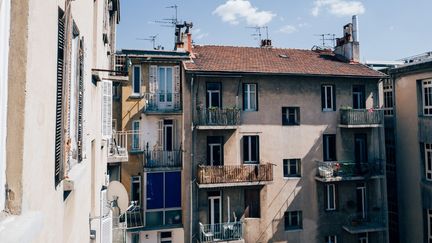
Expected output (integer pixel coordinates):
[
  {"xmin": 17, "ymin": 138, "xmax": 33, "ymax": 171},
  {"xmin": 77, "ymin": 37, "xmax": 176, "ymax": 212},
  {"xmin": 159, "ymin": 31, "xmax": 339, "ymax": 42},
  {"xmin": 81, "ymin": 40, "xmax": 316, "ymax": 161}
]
[{"xmin": 0, "ymin": 0, "xmax": 11, "ymax": 211}]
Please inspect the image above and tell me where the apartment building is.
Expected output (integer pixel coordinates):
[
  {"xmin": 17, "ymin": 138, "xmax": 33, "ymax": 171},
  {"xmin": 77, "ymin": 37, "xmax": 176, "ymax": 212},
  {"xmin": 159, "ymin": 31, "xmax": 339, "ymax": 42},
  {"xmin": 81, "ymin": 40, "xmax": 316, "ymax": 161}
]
[
  {"xmin": 182, "ymin": 17, "xmax": 388, "ymax": 243},
  {"xmin": 0, "ymin": 0, "xmax": 120, "ymax": 242},
  {"xmin": 382, "ymin": 53, "xmax": 432, "ymax": 243},
  {"xmin": 109, "ymin": 49, "xmax": 190, "ymax": 243}
]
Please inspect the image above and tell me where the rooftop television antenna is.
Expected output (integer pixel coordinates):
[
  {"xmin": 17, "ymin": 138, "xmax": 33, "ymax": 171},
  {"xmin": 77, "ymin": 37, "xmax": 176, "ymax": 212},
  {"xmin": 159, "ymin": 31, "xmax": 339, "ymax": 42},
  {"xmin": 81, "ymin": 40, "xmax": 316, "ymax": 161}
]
[
  {"xmin": 315, "ymin": 33, "xmax": 336, "ymax": 48},
  {"xmin": 136, "ymin": 34, "xmax": 158, "ymax": 49}
]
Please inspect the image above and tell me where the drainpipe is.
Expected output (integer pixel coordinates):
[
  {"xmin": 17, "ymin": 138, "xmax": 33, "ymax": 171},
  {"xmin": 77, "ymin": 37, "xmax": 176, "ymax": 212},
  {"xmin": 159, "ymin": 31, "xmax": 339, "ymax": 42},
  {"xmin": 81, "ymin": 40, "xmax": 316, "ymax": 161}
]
[{"xmin": 190, "ymin": 75, "xmax": 195, "ymax": 242}]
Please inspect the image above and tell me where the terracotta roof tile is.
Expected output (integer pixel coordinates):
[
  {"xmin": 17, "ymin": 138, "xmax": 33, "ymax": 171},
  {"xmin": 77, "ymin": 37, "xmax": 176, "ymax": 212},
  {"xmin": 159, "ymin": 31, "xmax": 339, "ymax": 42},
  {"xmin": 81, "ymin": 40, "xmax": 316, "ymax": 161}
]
[{"xmin": 184, "ymin": 45, "xmax": 385, "ymax": 78}]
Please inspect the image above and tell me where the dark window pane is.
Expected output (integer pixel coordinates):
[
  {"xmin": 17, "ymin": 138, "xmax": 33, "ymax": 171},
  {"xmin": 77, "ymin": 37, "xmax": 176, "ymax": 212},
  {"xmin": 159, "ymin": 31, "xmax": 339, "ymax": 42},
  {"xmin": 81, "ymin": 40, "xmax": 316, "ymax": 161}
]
[
  {"xmin": 146, "ymin": 173, "xmax": 164, "ymax": 209},
  {"xmin": 165, "ymin": 210, "xmax": 182, "ymax": 225},
  {"xmin": 133, "ymin": 66, "xmax": 140, "ymax": 94},
  {"xmin": 165, "ymin": 171, "xmax": 181, "ymax": 208},
  {"xmin": 146, "ymin": 211, "xmax": 164, "ymax": 227},
  {"xmin": 251, "ymin": 136, "xmax": 257, "ymax": 162}
]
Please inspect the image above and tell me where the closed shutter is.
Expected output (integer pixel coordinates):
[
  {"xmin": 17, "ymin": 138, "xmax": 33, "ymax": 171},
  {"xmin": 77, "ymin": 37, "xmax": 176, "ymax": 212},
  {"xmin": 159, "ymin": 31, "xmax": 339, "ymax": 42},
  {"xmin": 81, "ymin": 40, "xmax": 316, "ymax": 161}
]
[
  {"xmin": 174, "ymin": 66, "xmax": 181, "ymax": 110},
  {"xmin": 149, "ymin": 65, "xmax": 157, "ymax": 93},
  {"xmin": 173, "ymin": 119, "xmax": 177, "ymax": 150},
  {"xmin": 100, "ymin": 189, "xmax": 112, "ymax": 243},
  {"xmin": 55, "ymin": 8, "xmax": 65, "ymax": 185},
  {"xmin": 77, "ymin": 37, "xmax": 84, "ymax": 162},
  {"xmin": 101, "ymin": 80, "xmax": 112, "ymax": 139},
  {"xmin": 332, "ymin": 85, "xmax": 336, "ymax": 111},
  {"xmin": 321, "ymin": 85, "xmax": 325, "ymax": 110},
  {"xmin": 157, "ymin": 120, "xmax": 163, "ymax": 150}
]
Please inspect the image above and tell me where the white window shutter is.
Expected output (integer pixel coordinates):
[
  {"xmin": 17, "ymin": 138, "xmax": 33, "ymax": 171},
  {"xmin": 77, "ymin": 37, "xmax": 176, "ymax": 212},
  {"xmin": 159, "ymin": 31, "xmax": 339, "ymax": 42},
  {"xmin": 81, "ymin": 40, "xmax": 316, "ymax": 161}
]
[
  {"xmin": 101, "ymin": 80, "xmax": 112, "ymax": 139},
  {"xmin": 157, "ymin": 119, "xmax": 163, "ymax": 150},
  {"xmin": 149, "ymin": 65, "xmax": 157, "ymax": 93},
  {"xmin": 173, "ymin": 119, "xmax": 177, "ymax": 150},
  {"xmin": 174, "ymin": 66, "xmax": 181, "ymax": 110},
  {"xmin": 100, "ymin": 189, "xmax": 112, "ymax": 243}
]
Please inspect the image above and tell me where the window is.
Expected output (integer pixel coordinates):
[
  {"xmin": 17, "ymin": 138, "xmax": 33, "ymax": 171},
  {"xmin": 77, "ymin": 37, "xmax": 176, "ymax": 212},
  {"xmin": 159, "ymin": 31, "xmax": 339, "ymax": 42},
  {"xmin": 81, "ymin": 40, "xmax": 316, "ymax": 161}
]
[
  {"xmin": 244, "ymin": 189, "xmax": 260, "ymax": 218},
  {"xmin": 321, "ymin": 84, "xmax": 335, "ymax": 111},
  {"xmin": 160, "ymin": 231, "xmax": 172, "ymax": 243},
  {"xmin": 0, "ymin": 0, "xmax": 11, "ymax": 209},
  {"xmin": 325, "ymin": 235, "xmax": 337, "ymax": 243},
  {"xmin": 131, "ymin": 120, "xmax": 141, "ymax": 151},
  {"xmin": 206, "ymin": 83, "xmax": 221, "ymax": 108},
  {"xmin": 282, "ymin": 107, "xmax": 300, "ymax": 125},
  {"xmin": 157, "ymin": 119, "xmax": 177, "ymax": 151},
  {"xmin": 243, "ymin": 135, "xmax": 259, "ymax": 164},
  {"xmin": 352, "ymin": 85, "xmax": 365, "ymax": 109},
  {"xmin": 113, "ymin": 83, "xmax": 120, "ymax": 100},
  {"xmin": 323, "ymin": 134, "xmax": 336, "ymax": 161},
  {"xmin": 130, "ymin": 176, "xmax": 141, "ymax": 205},
  {"xmin": 158, "ymin": 67, "xmax": 174, "ymax": 105},
  {"xmin": 425, "ymin": 143, "xmax": 432, "ymax": 181},
  {"xmin": 131, "ymin": 233, "xmax": 140, "ymax": 243},
  {"xmin": 284, "ymin": 211, "xmax": 302, "ymax": 230},
  {"xmin": 423, "ymin": 80, "xmax": 432, "ymax": 115},
  {"xmin": 427, "ymin": 209, "xmax": 432, "ymax": 243},
  {"xmin": 146, "ymin": 171, "xmax": 182, "ymax": 227},
  {"xmin": 243, "ymin": 83, "xmax": 257, "ymax": 111},
  {"xmin": 325, "ymin": 184, "xmax": 336, "ymax": 210},
  {"xmin": 283, "ymin": 159, "xmax": 301, "ymax": 177},
  {"xmin": 132, "ymin": 65, "xmax": 141, "ymax": 96},
  {"xmin": 383, "ymin": 79, "xmax": 394, "ymax": 116}
]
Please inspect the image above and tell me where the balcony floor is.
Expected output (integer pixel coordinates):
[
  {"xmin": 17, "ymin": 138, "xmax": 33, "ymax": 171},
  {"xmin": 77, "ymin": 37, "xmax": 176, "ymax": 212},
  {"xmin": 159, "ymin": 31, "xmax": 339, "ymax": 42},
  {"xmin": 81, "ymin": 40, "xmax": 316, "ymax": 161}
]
[
  {"xmin": 338, "ymin": 124, "xmax": 383, "ymax": 128},
  {"xmin": 197, "ymin": 181, "xmax": 271, "ymax": 189},
  {"xmin": 107, "ymin": 155, "xmax": 129, "ymax": 163},
  {"xmin": 196, "ymin": 125, "xmax": 238, "ymax": 130},
  {"xmin": 342, "ymin": 223, "xmax": 387, "ymax": 234},
  {"xmin": 315, "ymin": 175, "xmax": 385, "ymax": 182}
]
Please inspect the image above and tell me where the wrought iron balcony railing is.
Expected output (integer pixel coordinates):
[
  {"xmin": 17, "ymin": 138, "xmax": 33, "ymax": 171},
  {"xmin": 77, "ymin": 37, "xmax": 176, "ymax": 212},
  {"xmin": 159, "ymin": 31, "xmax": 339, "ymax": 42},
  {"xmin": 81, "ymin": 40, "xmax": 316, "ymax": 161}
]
[
  {"xmin": 316, "ymin": 160, "xmax": 384, "ymax": 181},
  {"xmin": 143, "ymin": 150, "xmax": 182, "ymax": 169},
  {"xmin": 144, "ymin": 92, "xmax": 181, "ymax": 113},
  {"xmin": 339, "ymin": 109, "xmax": 384, "ymax": 127},
  {"xmin": 195, "ymin": 108, "xmax": 241, "ymax": 127}
]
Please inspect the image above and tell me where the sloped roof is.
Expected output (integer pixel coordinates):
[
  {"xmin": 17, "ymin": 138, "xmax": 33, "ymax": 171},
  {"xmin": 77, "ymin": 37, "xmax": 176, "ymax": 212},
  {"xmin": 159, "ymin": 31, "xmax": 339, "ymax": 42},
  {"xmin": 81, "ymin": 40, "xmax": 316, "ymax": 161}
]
[{"xmin": 184, "ymin": 45, "xmax": 385, "ymax": 78}]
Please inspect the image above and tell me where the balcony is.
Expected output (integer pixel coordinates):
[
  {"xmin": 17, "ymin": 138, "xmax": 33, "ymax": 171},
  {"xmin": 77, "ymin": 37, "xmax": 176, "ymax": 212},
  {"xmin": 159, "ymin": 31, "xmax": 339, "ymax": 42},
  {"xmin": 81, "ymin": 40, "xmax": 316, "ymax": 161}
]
[
  {"xmin": 143, "ymin": 92, "xmax": 181, "ymax": 114},
  {"xmin": 108, "ymin": 131, "xmax": 129, "ymax": 163},
  {"xmin": 342, "ymin": 212, "xmax": 387, "ymax": 234},
  {"xmin": 339, "ymin": 109, "xmax": 384, "ymax": 128},
  {"xmin": 419, "ymin": 116, "xmax": 432, "ymax": 143},
  {"xmin": 195, "ymin": 108, "xmax": 240, "ymax": 130},
  {"xmin": 199, "ymin": 221, "xmax": 243, "ymax": 243},
  {"xmin": 315, "ymin": 160, "xmax": 384, "ymax": 182},
  {"xmin": 143, "ymin": 150, "xmax": 182, "ymax": 170},
  {"xmin": 197, "ymin": 164, "xmax": 273, "ymax": 188}
]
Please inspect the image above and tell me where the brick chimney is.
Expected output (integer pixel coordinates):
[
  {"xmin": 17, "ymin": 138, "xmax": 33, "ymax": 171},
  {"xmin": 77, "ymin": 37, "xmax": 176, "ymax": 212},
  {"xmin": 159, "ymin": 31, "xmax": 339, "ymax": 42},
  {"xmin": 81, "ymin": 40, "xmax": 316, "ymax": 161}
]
[{"xmin": 334, "ymin": 15, "xmax": 360, "ymax": 63}]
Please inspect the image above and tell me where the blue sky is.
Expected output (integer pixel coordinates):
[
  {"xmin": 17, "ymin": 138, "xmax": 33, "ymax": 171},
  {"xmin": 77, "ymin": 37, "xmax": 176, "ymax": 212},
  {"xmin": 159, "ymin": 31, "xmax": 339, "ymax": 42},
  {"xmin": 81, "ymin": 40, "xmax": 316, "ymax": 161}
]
[{"xmin": 117, "ymin": 0, "xmax": 432, "ymax": 61}]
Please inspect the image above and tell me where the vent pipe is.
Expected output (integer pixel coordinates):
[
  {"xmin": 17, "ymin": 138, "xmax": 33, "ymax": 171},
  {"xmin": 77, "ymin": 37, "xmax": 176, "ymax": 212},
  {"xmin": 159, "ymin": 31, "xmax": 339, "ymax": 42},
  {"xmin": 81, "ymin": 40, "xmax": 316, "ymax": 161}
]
[{"xmin": 352, "ymin": 15, "xmax": 359, "ymax": 42}]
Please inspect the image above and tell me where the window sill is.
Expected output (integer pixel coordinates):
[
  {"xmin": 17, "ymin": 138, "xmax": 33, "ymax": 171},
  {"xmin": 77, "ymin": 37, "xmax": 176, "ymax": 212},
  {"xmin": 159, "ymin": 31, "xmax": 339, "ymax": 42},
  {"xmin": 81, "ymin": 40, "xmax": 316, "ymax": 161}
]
[
  {"xmin": 285, "ymin": 228, "xmax": 303, "ymax": 232},
  {"xmin": 282, "ymin": 124, "xmax": 300, "ymax": 126},
  {"xmin": 283, "ymin": 177, "xmax": 301, "ymax": 180},
  {"xmin": 128, "ymin": 94, "xmax": 144, "ymax": 100},
  {"xmin": 322, "ymin": 109, "xmax": 335, "ymax": 112}
]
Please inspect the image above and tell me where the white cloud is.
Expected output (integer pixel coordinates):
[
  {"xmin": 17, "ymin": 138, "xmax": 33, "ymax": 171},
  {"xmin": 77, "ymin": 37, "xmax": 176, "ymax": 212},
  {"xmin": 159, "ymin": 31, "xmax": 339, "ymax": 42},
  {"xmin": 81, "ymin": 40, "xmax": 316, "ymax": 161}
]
[
  {"xmin": 279, "ymin": 25, "xmax": 297, "ymax": 34},
  {"xmin": 312, "ymin": 0, "xmax": 365, "ymax": 17},
  {"xmin": 213, "ymin": 0, "xmax": 276, "ymax": 27}
]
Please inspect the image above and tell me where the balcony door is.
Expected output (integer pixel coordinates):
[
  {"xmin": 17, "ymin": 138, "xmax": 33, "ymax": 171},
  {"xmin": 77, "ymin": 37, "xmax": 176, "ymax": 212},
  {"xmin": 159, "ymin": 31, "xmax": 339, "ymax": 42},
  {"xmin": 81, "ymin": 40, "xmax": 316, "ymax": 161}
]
[
  {"xmin": 207, "ymin": 136, "xmax": 223, "ymax": 166},
  {"xmin": 158, "ymin": 67, "xmax": 174, "ymax": 110},
  {"xmin": 206, "ymin": 83, "xmax": 221, "ymax": 108},
  {"xmin": 352, "ymin": 85, "xmax": 365, "ymax": 109},
  {"xmin": 356, "ymin": 184, "xmax": 367, "ymax": 219},
  {"xmin": 208, "ymin": 192, "xmax": 222, "ymax": 227},
  {"xmin": 354, "ymin": 134, "xmax": 368, "ymax": 173}
]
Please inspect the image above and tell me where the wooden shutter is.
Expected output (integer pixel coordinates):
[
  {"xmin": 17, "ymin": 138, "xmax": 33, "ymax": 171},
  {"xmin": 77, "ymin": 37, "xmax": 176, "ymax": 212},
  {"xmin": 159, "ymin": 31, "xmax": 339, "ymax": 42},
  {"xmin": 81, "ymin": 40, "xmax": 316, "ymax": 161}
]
[
  {"xmin": 100, "ymin": 189, "xmax": 113, "ymax": 243},
  {"xmin": 173, "ymin": 119, "xmax": 177, "ymax": 150},
  {"xmin": 101, "ymin": 80, "xmax": 112, "ymax": 139},
  {"xmin": 256, "ymin": 136, "xmax": 260, "ymax": 164},
  {"xmin": 332, "ymin": 85, "xmax": 336, "ymax": 111},
  {"xmin": 321, "ymin": 85, "xmax": 325, "ymax": 110},
  {"xmin": 157, "ymin": 119, "xmax": 163, "ymax": 150},
  {"xmin": 55, "ymin": 8, "xmax": 65, "ymax": 185},
  {"xmin": 174, "ymin": 66, "xmax": 181, "ymax": 110},
  {"xmin": 77, "ymin": 37, "xmax": 84, "ymax": 162}
]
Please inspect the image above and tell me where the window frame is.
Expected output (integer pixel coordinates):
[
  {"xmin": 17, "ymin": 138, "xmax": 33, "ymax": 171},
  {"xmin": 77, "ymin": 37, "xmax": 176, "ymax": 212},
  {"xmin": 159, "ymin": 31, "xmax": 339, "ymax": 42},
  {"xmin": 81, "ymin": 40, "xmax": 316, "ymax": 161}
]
[
  {"xmin": 284, "ymin": 211, "xmax": 303, "ymax": 231},
  {"xmin": 322, "ymin": 84, "xmax": 335, "ymax": 111},
  {"xmin": 428, "ymin": 209, "xmax": 432, "ymax": 243},
  {"xmin": 282, "ymin": 107, "xmax": 300, "ymax": 125},
  {"xmin": 325, "ymin": 235, "xmax": 338, "ymax": 243},
  {"xmin": 425, "ymin": 143, "xmax": 432, "ymax": 181},
  {"xmin": 243, "ymin": 135, "xmax": 259, "ymax": 164},
  {"xmin": 131, "ymin": 65, "xmax": 142, "ymax": 96},
  {"xmin": 283, "ymin": 159, "xmax": 301, "ymax": 178},
  {"xmin": 243, "ymin": 83, "xmax": 258, "ymax": 111},
  {"xmin": 423, "ymin": 80, "xmax": 432, "ymax": 116},
  {"xmin": 325, "ymin": 184, "xmax": 336, "ymax": 211},
  {"xmin": 131, "ymin": 120, "xmax": 141, "ymax": 151},
  {"xmin": 323, "ymin": 134, "xmax": 337, "ymax": 161},
  {"xmin": 383, "ymin": 79, "xmax": 394, "ymax": 116}
]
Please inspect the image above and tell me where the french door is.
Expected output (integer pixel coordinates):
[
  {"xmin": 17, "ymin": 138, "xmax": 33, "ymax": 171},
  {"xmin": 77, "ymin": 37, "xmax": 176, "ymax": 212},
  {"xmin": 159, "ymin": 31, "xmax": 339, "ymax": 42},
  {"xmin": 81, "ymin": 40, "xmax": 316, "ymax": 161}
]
[
  {"xmin": 208, "ymin": 195, "xmax": 222, "ymax": 232},
  {"xmin": 356, "ymin": 184, "xmax": 367, "ymax": 219},
  {"xmin": 158, "ymin": 67, "xmax": 174, "ymax": 109}
]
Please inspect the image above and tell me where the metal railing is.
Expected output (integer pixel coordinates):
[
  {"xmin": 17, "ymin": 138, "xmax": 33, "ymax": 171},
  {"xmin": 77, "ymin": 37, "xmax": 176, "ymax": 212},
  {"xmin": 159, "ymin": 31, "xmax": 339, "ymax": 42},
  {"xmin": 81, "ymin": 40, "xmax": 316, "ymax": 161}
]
[
  {"xmin": 195, "ymin": 108, "xmax": 241, "ymax": 126},
  {"xmin": 143, "ymin": 150, "xmax": 182, "ymax": 168},
  {"xmin": 316, "ymin": 160, "xmax": 384, "ymax": 180},
  {"xmin": 113, "ymin": 203, "xmax": 144, "ymax": 230},
  {"xmin": 339, "ymin": 109, "xmax": 384, "ymax": 126},
  {"xmin": 199, "ymin": 221, "xmax": 243, "ymax": 242},
  {"xmin": 345, "ymin": 211, "xmax": 386, "ymax": 228},
  {"xmin": 144, "ymin": 92, "xmax": 181, "ymax": 112},
  {"xmin": 197, "ymin": 164, "xmax": 273, "ymax": 185}
]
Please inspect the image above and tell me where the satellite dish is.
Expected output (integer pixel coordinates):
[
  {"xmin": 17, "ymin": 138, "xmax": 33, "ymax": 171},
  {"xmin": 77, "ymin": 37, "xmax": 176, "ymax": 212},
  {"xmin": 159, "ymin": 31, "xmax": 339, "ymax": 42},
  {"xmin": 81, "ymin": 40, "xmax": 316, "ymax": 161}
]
[{"xmin": 107, "ymin": 181, "xmax": 129, "ymax": 214}]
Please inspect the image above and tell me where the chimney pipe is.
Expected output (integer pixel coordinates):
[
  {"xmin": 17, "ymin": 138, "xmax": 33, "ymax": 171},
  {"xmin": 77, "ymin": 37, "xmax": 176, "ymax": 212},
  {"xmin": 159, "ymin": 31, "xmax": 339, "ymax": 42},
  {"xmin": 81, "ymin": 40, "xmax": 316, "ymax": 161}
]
[{"xmin": 352, "ymin": 15, "xmax": 359, "ymax": 42}]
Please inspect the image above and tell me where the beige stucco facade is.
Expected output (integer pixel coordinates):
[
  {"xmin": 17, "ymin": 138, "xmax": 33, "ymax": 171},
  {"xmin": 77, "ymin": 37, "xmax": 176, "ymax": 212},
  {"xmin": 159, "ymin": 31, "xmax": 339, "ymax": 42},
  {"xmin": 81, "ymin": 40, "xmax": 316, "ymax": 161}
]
[
  {"xmin": 0, "ymin": 0, "xmax": 120, "ymax": 242},
  {"xmin": 182, "ymin": 73, "xmax": 388, "ymax": 243}
]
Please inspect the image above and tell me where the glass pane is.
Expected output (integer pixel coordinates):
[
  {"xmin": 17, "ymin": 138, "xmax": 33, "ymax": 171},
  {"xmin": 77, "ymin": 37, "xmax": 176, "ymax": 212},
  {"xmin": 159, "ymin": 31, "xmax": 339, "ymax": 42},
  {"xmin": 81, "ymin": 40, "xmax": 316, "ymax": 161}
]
[
  {"xmin": 145, "ymin": 211, "xmax": 163, "ymax": 227},
  {"xmin": 326, "ymin": 86, "xmax": 332, "ymax": 109},
  {"xmin": 251, "ymin": 136, "xmax": 257, "ymax": 162},
  {"xmin": 165, "ymin": 210, "xmax": 182, "ymax": 225},
  {"xmin": 165, "ymin": 171, "xmax": 181, "ymax": 208},
  {"xmin": 159, "ymin": 68, "xmax": 165, "ymax": 94},
  {"xmin": 166, "ymin": 68, "xmax": 173, "ymax": 94},
  {"xmin": 146, "ymin": 173, "xmax": 164, "ymax": 209},
  {"xmin": 133, "ymin": 67, "xmax": 140, "ymax": 94},
  {"xmin": 283, "ymin": 160, "xmax": 288, "ymax": 177},
  {"xmin": 250, "ymin": 90, "xmax": 256, "ymax": 110}
]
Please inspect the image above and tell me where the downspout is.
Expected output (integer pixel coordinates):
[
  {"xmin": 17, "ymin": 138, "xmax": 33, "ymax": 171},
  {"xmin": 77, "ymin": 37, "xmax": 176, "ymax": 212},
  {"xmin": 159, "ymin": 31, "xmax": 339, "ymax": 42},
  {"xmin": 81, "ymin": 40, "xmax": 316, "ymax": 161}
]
[{"xmin": 190, "ymin": 74, "xmax": 195, "ymax": 242}]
